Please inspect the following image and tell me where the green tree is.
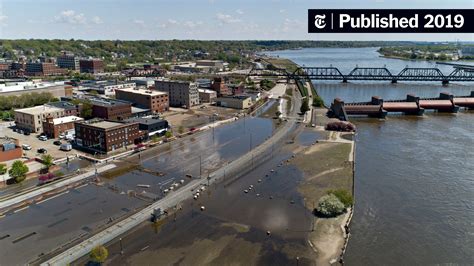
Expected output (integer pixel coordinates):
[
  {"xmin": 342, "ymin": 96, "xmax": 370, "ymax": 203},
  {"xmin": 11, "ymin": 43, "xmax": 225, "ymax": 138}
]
[
  {"xmin": 9, "ymin": 160, "xmax": 29, "ymax": 183},
  {"xmin": 41, "ymin": 154, "xmax": 54, "ymax": 172},
  {"xmin": 316, "ymin": 194, "xmax": 345, "ymax": 217},
  {"xmin": 164, "ymin": 131, "xmax": 173, "ymax": 138},
  {"xmin": 90, "ymin": 245, "xmax": 108, "ymax": 263},
  {"xmin": 312, "ymin": 95, "xmax": 325, "ymax": 107},
  {"xmin": 300, "ymin": 98, "xmax": 310, "ymax": 114},
  {"xmin": 81, "ymin": 101, "xmax": 93, "ymax": 119},
  {"xmin": 0, "ymin": 164, "xmax": 7, "ymax": 175},
  {"xmin": 151, "ymin": 134, "xmax": 159, "ymax": 143}
]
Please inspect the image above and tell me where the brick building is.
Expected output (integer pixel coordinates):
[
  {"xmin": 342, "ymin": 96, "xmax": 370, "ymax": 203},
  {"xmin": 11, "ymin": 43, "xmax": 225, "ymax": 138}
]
[
  {"xmin": 43, "ymin": 116, "xmax": 83, "ymax": 139},
  {"xmin": 25, "ymin": 62, "xmax": 67, "ymax": 76},
  {"xmin": 211, "ymin": 77, "xmax": 231, "ymax": 96},
  {"xmin": 90, "ymin": 98, "xmax": 132, "ymax": 120},
  {"xmin": 115, "ymin": 87, "xmax": 169, "ymax": 114},
  {"xmin": 0, "ymin": 138, "xmax": 22, "ymax": 163},
  {"xmin": 79, "ymin": 59, "xmax": 104, "ymax": 74},
  {"xmin": 46, "ymin": 101, "xmax": 82, "ymax": 117},
  {"xmin": 57, "ymin": 52, "xmax": 80, "ymax": 71},
  {"xmin": 74, "ymin": 120, "xmax": 145, "ymax": 154}
]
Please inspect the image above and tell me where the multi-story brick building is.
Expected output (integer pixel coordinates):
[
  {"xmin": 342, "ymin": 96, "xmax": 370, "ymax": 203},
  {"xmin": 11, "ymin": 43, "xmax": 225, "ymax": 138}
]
[
  {"xmin": 42, "ymin": 116, "xmax": 83, "ymax": 139},
  {"xmin": 79, "ymin": 59, "xmax": 104, "ymax": 74},
  {"xmin": 74, "ymin": 120, "xmax": 145, "ymax": 154},
  {"xmin": 25, "ymin": 62, "xmax": 67, "ymax": 76},
  {"xmin": 15, "ymin": 105, "xmax": 65, "ymax": 133},
  {"xmin": 89, "ymin": 98, "xmax": 132, "ymax": 120},
  {"xmin": 154, "ymin": 79, "xmax": 199, "ymax": 109},
  {"xmin": 210, "ymin": 77, "xmax": 232, "ymax": 96},
  {"xmin": 115, "ymin": 87, "xmax": 169, "ymax": 114}
]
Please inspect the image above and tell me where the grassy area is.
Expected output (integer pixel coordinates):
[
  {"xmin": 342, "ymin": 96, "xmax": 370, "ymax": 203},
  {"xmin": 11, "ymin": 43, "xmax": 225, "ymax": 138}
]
[
  {"xmin": 265, "ymin": 58, "xmax": 300, "ymax": 73},
  {"xmin": 293, "ymin": 141, "xmax": 353, "ymax": 210},
  {"xmin": 100, "ymin": 163, "xmax": 140, "ymax": 179}
]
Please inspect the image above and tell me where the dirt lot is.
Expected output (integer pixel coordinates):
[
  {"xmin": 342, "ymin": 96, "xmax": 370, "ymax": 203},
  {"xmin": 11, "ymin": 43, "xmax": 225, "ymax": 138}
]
[{"xmin": 162, "ymin": 104, "xmax": 243, "ymax": 131}]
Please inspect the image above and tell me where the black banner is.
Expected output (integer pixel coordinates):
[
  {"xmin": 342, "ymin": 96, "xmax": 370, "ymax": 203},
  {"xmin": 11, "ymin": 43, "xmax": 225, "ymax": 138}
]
[{"xmin": 308, "ymin": 9, "xmax": 474, "ymax": 33}]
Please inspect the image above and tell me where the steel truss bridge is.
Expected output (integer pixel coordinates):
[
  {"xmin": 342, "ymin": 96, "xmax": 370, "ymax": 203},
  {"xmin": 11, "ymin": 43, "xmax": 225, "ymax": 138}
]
[{"xmin": 248, "ymin": 65, "xmax": 474, "ymax": 84}]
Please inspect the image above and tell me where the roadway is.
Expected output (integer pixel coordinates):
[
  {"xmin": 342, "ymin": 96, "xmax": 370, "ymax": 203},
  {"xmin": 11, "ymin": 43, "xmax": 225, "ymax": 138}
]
[{"xmin": 41, "ymin": 86, "xmax": 303, "ymax": 265}]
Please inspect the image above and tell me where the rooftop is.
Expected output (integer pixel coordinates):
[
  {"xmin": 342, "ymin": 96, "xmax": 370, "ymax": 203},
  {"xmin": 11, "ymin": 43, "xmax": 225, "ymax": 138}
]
[
  {"xmin": 198, "ymin": 88, "xmax": 216, "ymax": 94},
  {"xmin": 0, "ymin": 81, "xmax": 66, "ymax": 94},
  {"xmin": 116, "ymin": 87, "xmax": 167, "ymax": 96},
  {"xmin": 46, "ymin": 101, "xmax": 78, "ymax": 110},
  {"xmin": 217, "ymin": 95, "xmax": 251, "ymax": 100},
  {"xmin": 77, "ymin": 120, "xmax": 126, "ymax": 130},
  {"xmin": 15, "ymin": 105, "xmax": 64, "ymax": 115},
  {"xmin": 89, "ymin": 97, "xmax": 131, "ymax": 107},
  {"xmin": 49, "ymin": 116, "xmax": 83, "ymax": 125}
]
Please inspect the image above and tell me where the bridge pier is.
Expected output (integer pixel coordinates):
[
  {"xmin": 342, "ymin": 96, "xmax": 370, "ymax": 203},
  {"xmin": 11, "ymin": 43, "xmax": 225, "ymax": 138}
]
[
  {"xmin": 439, "ymin": 92, "xmax": 459, "ymax": 113},
  {"xmin": 342, "ymin": 78, "xmax": 348, "ymax": 83},
  {"xmin": 442, "ymin": 79, "xmax": 449, "ymax": 85},
  {"xmin": 406, "ymin": 94, "xmax": 425, "ymax": 116},
  {"xmin": 391, "ymin": 79, "xmax": 397, "ymax": 84}
]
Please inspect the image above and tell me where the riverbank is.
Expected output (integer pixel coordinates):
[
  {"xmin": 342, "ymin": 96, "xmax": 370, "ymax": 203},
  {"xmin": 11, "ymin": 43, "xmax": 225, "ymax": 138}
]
[{"xmin": 290, "ymin": 122, "xmax": 355, "ymax": 265}]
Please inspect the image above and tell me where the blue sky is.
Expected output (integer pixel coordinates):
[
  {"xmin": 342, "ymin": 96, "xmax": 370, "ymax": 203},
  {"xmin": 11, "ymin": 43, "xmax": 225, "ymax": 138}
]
[{"xmin": 0, "ymin": 0, "xmax": 473, "ymax": 41}]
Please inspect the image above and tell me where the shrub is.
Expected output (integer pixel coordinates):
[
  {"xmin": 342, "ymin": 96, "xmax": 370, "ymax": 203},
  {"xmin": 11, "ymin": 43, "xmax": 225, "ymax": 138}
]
[
  {"xmin": 312, "ymin": 95, "xmax": 325, "ymax": 107},
  {"xmin": 325, "ymin": 121, "xmax": 356, "ymax": 132},
  {"xmin": 316, "ymin": 194, "xmax": 345, "ymax": 217},
  {"xmin": 328, "ymin": 189, "xmax": 353, "ymax": 207},
  {"xmin": 90, "ymin": 245, "xmax": 108, "ymax": 263}
]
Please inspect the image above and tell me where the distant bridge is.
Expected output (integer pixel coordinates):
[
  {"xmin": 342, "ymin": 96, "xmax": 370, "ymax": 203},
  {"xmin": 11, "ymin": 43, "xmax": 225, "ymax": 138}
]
[{"xmin": 248, "ymin": 64, "xmax": 474, "ymax": 84}]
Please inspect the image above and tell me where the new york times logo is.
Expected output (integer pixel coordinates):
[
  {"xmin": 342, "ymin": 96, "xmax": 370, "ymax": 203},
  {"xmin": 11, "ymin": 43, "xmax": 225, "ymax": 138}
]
[
  {"xmin": 308, "ymin": 9, "xmax": 474, "ymax": 33},
  {"xmin": 314, "ymin": 14, "xmax": 326, "ymax": 29}
]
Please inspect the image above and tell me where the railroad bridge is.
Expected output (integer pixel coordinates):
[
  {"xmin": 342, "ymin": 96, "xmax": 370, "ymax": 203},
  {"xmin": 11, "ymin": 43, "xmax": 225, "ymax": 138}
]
[
  {"xmin": 248, "ymin": 64, "xmax": 474, "ymax": 84},
  {"xmin": 330, "ymin": 91, "xmax": 474, "ymax": 121}
]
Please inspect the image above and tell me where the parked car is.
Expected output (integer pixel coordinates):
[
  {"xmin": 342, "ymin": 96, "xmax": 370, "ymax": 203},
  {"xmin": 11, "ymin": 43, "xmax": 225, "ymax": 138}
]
[
  {"xmin": 37, "ymin": 148, "xmax": 47, "ymax": 154},
  {"xmin": 38, "ymin": 135, "xmax": 48, "ymax": 141},
  {"xmin": 53, "ymin": 140, "xmax": 62, "ymax": 146},
  {"xmin": 24, "ymin": 131, "xmax": 30, "ymax": 136},
  {"xmin": 22, "ymin": 144, "xmax": 32, "ymax": 150},
  {"xmin": 60, "ymin": 143, "xmax": 72, "ymax": 151}
]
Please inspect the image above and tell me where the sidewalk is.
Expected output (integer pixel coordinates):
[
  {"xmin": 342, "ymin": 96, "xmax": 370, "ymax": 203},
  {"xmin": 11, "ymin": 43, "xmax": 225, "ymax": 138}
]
[{"xmin": 0, "ymin": 163, "xmax": 115, "ymax": 211}]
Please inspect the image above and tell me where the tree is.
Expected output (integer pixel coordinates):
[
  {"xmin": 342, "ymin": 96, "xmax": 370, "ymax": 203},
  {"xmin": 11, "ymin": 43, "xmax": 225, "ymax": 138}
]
[
  {"xmin": 41, "ymin": 154, "xmax": 54, "ymax": 172},
  {"xmin": 0, "ymin": 164, "xmax": 7, "ymax": 175},
  {"xmin": 9, "ymin": 160, "xmax": 29, "ymax": 183},
  {"xmin": 300, "ymin": 98, "xmax": 310, "ymax": 114},
  {"xmin": 312, "ymin": 95, "xmax": 325, "ymax": 107},
  {"xmin": 316, "ymin": 194, "xmax": 345, "ymax": 217},
  {"xmin": 151, "ymin": 134, "xmax": 159, "ymax": 143},
  {"xmin": 90, "ymin": 245, "xmax": 108, "ymax": 263},
  {"xmin": 81, "ymin": 101, "xmax": 93, "ymax": 119},
  {"xmin": 178, "ymin": 125, "xmax": 185, "ymax": 134}
]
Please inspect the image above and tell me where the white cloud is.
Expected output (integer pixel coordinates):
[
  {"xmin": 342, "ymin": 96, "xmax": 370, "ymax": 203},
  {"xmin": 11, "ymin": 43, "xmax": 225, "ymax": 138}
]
[
  {"xmin": 54, "ymin": 10, "xmax": 86, "ymax": 24},
  {"xmin": 216, "ymin": 13, "xmax": 241, "ymax": 24},
  {"xmin": 167, "ymin": 19, "xmax": 179, "ymax": 25},
  {"xmin": 281, "ymin": 18, "xmax": 304, "ymax": 33},
  {"xmin": 236, "ymin": 9, "xmax": 244, "ymax": 15},
  {"xmin": 91, "ymin": 16, "xmax": 103, "ymax": 24},
  {"xmin": 279, "ymin": 9, "xmax": 286, "ymax": 13}
]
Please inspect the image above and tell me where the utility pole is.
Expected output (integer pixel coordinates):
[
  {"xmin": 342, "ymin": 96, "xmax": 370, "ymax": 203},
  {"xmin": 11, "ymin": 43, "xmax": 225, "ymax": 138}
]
[
  {"xmin": 119, "ymin": 238, "xmax": 124, "ymax": 255},
  {"xmin": 199, "ymin": 155, "xmax": 202, "ymax": 178}
]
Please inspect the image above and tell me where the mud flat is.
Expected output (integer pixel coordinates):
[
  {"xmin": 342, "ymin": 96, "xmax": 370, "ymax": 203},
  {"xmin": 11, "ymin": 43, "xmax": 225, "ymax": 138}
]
[{"xmin": 291, "ymin": 126, "xmax": 355, "ymax": 265}]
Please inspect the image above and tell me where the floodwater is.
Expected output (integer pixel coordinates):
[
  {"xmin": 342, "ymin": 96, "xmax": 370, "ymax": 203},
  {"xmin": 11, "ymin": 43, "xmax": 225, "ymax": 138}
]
[{"xmin": 268, "ymin": 48, "xmax": 474, "ymax": 264}]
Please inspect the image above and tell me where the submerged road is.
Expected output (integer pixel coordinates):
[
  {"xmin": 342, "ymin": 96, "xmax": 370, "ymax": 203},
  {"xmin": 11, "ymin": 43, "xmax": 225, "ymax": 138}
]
[{"xmin": 42, "ymin": 85, "xmax": 303, "ymax": 265}]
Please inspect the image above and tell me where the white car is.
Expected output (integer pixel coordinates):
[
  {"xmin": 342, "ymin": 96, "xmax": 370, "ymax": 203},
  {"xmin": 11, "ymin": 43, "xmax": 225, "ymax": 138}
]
[
  {"xmin": 38, "ymin": 136, "xmax": 48, "ymax": 141},
  {"xmin": 22, "ymin": 144, "xmax": 32, "ymax": 150}
]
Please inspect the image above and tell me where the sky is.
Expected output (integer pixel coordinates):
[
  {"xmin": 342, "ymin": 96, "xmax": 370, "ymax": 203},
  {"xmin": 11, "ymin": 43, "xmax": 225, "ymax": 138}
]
[{"xmin": 0, "ymin": 0, "xmax": 473, "ymax": 41}]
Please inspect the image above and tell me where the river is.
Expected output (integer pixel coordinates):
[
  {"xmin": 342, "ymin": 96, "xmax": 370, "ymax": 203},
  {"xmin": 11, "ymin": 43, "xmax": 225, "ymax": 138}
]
[{"xmin": 267, "ymin": 48, "xmax": 474, "ymax": 265}]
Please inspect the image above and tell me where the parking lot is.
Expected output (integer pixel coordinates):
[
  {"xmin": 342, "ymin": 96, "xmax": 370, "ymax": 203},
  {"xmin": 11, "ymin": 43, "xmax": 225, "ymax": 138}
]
[{"xmin": 0, "ymin": 122, "xmax": 84, "ymax": 160}]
